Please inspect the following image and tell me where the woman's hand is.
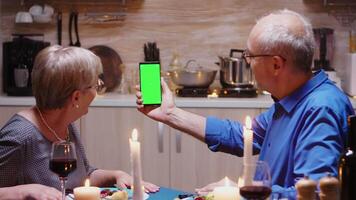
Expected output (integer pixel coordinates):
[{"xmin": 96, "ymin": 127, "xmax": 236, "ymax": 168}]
[
  {"xmin": 115, "ymin": 171, "xmax": 160, "ymax": 193},
  {"xmin": 2, "ymin": 184, "xmax": 62, "ymax": 200},
  {"xmin": 136, "ymin": 79, "xmax": 176, "ymax": 123}
]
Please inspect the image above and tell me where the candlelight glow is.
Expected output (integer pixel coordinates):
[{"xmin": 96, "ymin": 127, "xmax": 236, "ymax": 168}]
[
  {"xmin": 238, "ymin": 177, "xmax": 245, "ymax": 187},
  {"xmin": 84, "ymin": 179, "xmax": 90, "ymax": 187},
  {"xmin": 245, "ymin": 116, "xmax": 252, "ymax": 129},
  {"xmin": 132, "ymin": 129, "xmax": 138, "ymax": 141},
  {"xmin": 224, "ymin": 177, "xmax": 229, "ymax": 186}
]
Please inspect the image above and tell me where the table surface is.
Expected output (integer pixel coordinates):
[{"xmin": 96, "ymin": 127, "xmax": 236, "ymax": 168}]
[{"xmin": 147, "ymin": 187, "xmax": 192, "ymax": 200}]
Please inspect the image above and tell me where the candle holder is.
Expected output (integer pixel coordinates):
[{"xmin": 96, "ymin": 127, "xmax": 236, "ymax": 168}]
[{"xmin": 73, "ymin": 179, "xmax": 100, "ymax": 200}]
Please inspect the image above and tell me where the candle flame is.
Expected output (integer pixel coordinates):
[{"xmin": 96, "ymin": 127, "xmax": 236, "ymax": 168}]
[
  {"xmin": 132, "ymin": 128, "xmax": 138, "ymax": 141},
  {"xmin": 84, "ymin": 179, "xmax": 90, "ymax": 187},
  {"xmin": 245, "ymin": 116, "xmax": 252, "ymax": 129},
  {"xmin": 224, "ymin": 176, "xmax": 229, "ymax": 186}
]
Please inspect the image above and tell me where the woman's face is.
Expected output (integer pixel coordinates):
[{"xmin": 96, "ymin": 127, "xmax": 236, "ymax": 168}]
[{"xmin": 78, "ymin": 81, "xmax": 98, "ymax": 115}]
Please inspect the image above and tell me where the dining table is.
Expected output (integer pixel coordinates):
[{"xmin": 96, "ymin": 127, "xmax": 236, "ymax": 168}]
[
  {"xmin": 67, "ymin": 186, "xmax": 193, "ymax": 200},
  {"xmin": 147, "ymin": 186, "xmax": 192, "ymax": 199}
]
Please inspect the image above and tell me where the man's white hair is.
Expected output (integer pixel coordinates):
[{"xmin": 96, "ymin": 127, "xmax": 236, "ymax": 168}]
[{"xmin": 253, "ymin": 9, "xmax": 316, "ymax": 72}]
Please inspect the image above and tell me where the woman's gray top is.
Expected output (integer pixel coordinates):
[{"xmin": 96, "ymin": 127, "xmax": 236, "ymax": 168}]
[{"xmin": 0, "ymin": 114, "xmax": 97, "ymax": 190}]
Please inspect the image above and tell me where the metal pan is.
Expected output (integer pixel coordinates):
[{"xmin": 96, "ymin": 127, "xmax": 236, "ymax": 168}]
[
  {"xmin": 89, "ymin": 45, "xmax": 123, "ymax": 92},
  {"xmin": 168, "ymin": 60, "xmax": 217, "ymax": 88}
]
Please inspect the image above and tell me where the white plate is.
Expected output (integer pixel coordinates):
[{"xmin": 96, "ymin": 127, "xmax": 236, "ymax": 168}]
[{"xmin": 66, "ymin": 188, "xmax": 149, "ymax": 200}]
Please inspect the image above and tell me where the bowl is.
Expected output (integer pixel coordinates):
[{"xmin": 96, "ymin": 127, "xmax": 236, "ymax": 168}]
[
  {"xmin": 29, "ymin": 4, "xmax": 42, "ymax": 16},
  {"xmin": 43, "ymin": 4, "xmax": 54, "ymax": 16},
  {"xmin": 15, "ymin": 12, "xmax": 33, "ymax": 23},
  {"xmin": 33, "ymin": 14, "xmax": 52, "ymax": 23}
]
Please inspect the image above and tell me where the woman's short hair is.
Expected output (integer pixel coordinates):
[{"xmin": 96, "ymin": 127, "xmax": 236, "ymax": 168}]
[
  {"xmin": 253, "ymin": 9, "xmax": 316, "ymax": 72},
  {"xmin": 32, "ymin": 45, "xmax": 102, "ymax": 109}
]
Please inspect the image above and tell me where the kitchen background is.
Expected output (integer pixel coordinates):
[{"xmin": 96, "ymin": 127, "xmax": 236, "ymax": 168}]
[
  {"xmin": 0, "ymin": 0, "xmax": 355, "ymax": 95},
  {"xmin": 1, "ymin": 0, "xmax": 356, "ymax": 192}
]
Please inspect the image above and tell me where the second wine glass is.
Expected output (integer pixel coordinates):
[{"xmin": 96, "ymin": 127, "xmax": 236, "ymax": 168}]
[
  {"xmin": 50, "ymin": 141, "xmax": 77, "ymax": 200},
  {"xmin": 239, "ymin": 160, "xmax": 272, "ymax": 200}
]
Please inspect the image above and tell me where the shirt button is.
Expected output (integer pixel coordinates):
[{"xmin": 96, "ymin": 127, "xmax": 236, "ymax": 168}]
[{"xmin": 268, "ymin": 143, "xmax": 271, "ymax": 147}]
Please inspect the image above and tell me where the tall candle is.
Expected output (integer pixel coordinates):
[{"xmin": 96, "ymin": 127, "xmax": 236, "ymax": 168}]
[
  {"xmin": 213, "ymin": 177, "xmax": 239, "ymax": 200},
  {"xmin": 243, "ymin": 116, "xmax": 253, "ymax": 186},
  {"xmin": 130, "ymin": 129, "xmax": 144, "ymax": 200},
  {"xmin": 73, "ymin": 179, "xmax": 100, "ymax": 200}
]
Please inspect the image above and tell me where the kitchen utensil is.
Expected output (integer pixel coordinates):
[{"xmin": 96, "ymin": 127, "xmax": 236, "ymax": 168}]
[
  {"xmin": 143, "ymin": 42, "xmax": 160, "ymax": 61},
  {"xmin": 68, "ymin": 11, "xmax": 75, "ymax": 46},
  {"xmin": 313, "ymin": 28, "xmax": 334, "ymax": 71},
  {"xmin": 74, "ymin": 12, "xmax": 81, "ymax": 47},
  {"xmin": 218, "ymin": 49, "xmax": 255, "ymax": 88},
  {"xmin": 57, "ymin": 12, "xmax": 62, "ymax": 45},
  {"xmin": 168, "ymin": 59, "xmax": 217, "ymax": 88},
  {"xmin": 89, "ymin": 45, "xmax": 123, "ymax": 92}
]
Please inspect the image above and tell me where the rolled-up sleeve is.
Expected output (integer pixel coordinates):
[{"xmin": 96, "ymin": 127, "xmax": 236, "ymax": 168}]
[{"xmin": 205, "ymin": 116, "xmax": 245, "ymax": 156}]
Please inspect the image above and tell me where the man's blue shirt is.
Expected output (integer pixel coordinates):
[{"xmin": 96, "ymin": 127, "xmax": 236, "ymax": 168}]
[{"xmin": 205, "ymin": 70, "xmax": 354, "ymax": 191}]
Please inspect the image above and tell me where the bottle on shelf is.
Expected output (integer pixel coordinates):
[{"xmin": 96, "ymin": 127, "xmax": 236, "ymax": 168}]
[{"xmin": 339, "ymin": 115, "xmax": 356, "ymax": 200}]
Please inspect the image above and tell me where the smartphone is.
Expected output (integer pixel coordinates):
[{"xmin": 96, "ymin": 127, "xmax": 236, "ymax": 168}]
[{"xmin": 139, "ymin": 62, "xmax": 162, "ymax": 105}]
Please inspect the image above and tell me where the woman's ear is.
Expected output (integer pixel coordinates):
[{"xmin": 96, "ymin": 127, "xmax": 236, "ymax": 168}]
[{"xmin": 71, "ymin": 90, "xmax": 81, "ymax": 108}]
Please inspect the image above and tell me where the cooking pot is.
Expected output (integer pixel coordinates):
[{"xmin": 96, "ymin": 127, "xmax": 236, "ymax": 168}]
[
  {"xmin": 168, "ymin": 59, "xmax": 217, "ymax": 88},
  {"xmin": 218, "ymin": 49, "xmax": 255, "ymax": 88}
]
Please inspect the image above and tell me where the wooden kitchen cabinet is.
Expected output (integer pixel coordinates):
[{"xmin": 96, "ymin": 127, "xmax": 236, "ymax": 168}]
[
  {"xmin": 169, "ymin": 108, "xmax": 260, "ymax": 192},
  {"xmin": 80, "ymin": 107, "xmax": 171, "ymax": 187},
  {"xmin": 80, "ymin": 106, "xmax": 261, "ymax": 192}
]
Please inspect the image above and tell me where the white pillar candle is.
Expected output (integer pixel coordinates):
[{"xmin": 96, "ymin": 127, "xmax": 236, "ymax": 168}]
[
  {"xmin": 213, "ymin": 177, "xmax": 239, "ymax": 200},
  {"xmin": 243, "ymin": 116, "xmax": 253, "ymax": 186},
  {"xmin": 73, "ymin": 179, "xmax": 100, "ymax": 200},
  {"xmin": 130, "ymin": 129, "xmax": 144, "ymax": 200}
]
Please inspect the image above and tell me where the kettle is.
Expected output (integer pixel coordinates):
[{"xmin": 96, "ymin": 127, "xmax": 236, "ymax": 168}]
[{"xmin": 218, "ymin": 49, "xmax": 255, "ymax": 88}]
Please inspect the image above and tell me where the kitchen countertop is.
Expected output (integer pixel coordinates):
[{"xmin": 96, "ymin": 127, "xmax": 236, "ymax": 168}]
[{"xmin": 0, "ymin": 93, "xmax": 355, "ymax": 109}]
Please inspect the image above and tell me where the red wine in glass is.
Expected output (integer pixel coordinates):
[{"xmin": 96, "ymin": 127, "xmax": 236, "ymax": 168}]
[
  {"xmin": 50, "ymin": 158, "xmax": 77, "ymax": 178},
  {"xmin": 240, "ymin": 185, "xmax": 272, "ymax": 200},
  {"xmin": 50, "ymin": 141, "xmax": 77, "ymax": 200}
]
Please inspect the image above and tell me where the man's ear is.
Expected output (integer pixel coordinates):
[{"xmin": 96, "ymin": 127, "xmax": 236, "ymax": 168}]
[{"xmin": 272, "ymin": 56, "xmax": 285, "ymax": 76}]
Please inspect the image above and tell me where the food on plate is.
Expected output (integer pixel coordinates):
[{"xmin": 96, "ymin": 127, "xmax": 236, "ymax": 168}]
[
  {"xmin": 101, "ymin": 189, "xmax": 115, "ymax": 198},
  {"xmin": 174, "ymin": 192, "xmax": 214, "ymax": 200},
  {"xmin": 110, "ymin": 190, "xmax": 128, "ymax": 200}
]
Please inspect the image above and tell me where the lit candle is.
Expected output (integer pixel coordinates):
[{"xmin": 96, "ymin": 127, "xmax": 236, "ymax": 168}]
[
  {"xmin": 243, "ymin": 116, "xmax": 253, "ymax": 186},
  {"xmin": 129, "ymin": 129, "xmax": 144, "ymax": 200},
  {"xmin": 213, "ymin": 177, "xmax": 239, "ymax": 200},
  {"xmin": 73, "ymin": 179, "xmax": 100, "ymax": 200}
]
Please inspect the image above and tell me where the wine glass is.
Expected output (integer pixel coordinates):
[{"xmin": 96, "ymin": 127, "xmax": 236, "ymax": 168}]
[
  {"xmin": 239, "ymin": 160, "xmax": 272, "ymax": 200},
  {"xmin": 50, "ymin": 141, "xmax": 77, "ymax": 200}
]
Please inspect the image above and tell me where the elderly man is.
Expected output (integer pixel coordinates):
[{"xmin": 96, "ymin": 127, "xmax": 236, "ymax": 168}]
[{"xmin": 136, "ymin": 9, "xmax": 354, "ymax": 194}]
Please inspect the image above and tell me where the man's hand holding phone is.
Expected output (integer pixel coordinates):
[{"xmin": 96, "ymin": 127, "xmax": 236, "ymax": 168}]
[{"xmin": 136, "ymin": 77, "xmax": 176, "ymax": 123}]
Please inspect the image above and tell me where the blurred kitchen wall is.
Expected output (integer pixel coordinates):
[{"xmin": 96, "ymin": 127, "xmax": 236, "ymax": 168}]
[{"xmin": 0, "ymin": 0, "xmax": 351, "ymax": 94}]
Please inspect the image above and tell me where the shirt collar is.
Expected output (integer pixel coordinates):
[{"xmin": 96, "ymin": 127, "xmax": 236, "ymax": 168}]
[{"xmin": 276, "ymin": 70, "xmax": 328, "ymax": 114}]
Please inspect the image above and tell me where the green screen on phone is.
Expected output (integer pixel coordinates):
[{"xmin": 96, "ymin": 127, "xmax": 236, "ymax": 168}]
[{"xmin": 139, "ymin": 62, "xmax": 162, "ymax": 105}]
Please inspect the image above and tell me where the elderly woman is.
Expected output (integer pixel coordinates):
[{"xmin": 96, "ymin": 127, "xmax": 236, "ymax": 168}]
[{"xmin": 0, "ymin": 45, "xmax": 159, "ymax": 199}]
